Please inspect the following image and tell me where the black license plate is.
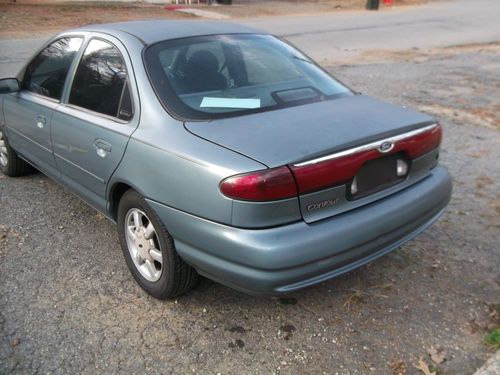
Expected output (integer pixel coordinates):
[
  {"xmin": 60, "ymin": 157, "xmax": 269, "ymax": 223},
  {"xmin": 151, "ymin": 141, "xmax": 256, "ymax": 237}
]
[{"xmin": 349, "ymin": 154, "xmax": 409, "ymax": 199}]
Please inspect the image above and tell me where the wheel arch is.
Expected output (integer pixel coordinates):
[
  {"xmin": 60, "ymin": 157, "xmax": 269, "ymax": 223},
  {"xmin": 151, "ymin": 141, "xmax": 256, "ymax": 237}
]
[{"xmin": 108, "ymin": 181, "xmax": 140, "ymax": 222}]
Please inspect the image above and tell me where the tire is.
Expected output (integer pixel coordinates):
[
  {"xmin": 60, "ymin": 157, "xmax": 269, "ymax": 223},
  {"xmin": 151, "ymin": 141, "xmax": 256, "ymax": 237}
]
[
  {"xmin": 0, "ymin": 128, "xmax": 35, "ymax": 177},
  {"xmin": 117, "ymin": 190, "xmax": 199, "ymax": 299}
]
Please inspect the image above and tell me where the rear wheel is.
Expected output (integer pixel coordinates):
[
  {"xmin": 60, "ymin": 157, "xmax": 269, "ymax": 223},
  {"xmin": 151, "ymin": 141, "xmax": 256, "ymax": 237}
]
[
  {"xmin": 117, "ymin": 190, "xmax": 198, "ymax": 299},
  {"xmin": 0, "ymin": 128, "xmax": 35, "ymax": 177}
]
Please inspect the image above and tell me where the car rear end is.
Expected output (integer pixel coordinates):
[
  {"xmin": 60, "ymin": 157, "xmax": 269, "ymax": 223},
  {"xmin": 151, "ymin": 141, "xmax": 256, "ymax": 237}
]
[
  {"xmin": 147, "ymin": 105, "xmax": 452, "ymax": 294},
  {"xmin": 148, "ymin": 151, "xmax": 451, "ymax": 295},
  {"xmin": 142, "ymin": 31, "xmax": 452, "ymax": 294}
]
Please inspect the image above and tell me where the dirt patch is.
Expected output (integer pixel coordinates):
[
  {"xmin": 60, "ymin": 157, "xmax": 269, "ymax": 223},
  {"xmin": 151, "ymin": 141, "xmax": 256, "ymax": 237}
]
[
  {"xmin": 419, "ymin": 104, "xmax": 500, "ymax": 131},
  {"xmin": 355, "ymin": 43, "xmax": 500, "ymax": 132},
  {"xmin": 0, "ymin": 2, "xmax": 193, "ymax": 39},
  {"xmin": 361, "ymin": 42, "xmax": 500, "ymax": 64},
  {"xmin": 0, "ymin": 0, "xmax": 435, "ymax": 39},
  {"xmin": 209, "ymin": 0, "xmax": 433, "ymax": 18}
]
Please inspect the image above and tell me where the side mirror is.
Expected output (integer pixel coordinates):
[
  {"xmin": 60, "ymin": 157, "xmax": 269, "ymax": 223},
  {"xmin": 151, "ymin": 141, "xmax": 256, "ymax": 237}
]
[{"xmin": 0, "ymin": 78, "xmax": 20, "ymax": 94}]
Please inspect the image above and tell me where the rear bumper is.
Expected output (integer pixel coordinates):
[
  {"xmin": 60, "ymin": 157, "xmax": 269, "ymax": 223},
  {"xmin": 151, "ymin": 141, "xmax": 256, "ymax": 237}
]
[{"xmin": 147, "ymin": 165, "xmax": 452, "ymax": 295}]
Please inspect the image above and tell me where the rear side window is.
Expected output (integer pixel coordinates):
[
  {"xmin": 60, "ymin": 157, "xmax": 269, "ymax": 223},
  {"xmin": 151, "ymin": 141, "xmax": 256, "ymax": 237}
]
[
  {"xmin": 69, "ymin": 39, "xmax": 133, "ymax": 121},
  {"xmin": 24, "ymin": 37, "xmax": 83, "ymax": 100}
]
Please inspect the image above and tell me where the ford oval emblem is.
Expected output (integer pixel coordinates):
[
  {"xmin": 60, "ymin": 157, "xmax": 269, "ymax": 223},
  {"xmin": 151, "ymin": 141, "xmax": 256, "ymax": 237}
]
[{"xmin": 378, "ymin": 141, "xmax": 394, "ymax": 153}]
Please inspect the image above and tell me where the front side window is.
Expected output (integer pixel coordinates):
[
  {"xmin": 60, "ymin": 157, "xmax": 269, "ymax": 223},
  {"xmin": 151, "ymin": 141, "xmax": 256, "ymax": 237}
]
[
  {"xmin": 24, "ymin": 37, "xmax": 83, "ymax": 100},
  {"xmin": 69, "ymin": 39, "xmax": 132, "ymax": 121},
  {"xmin": 144, "ymin": 34, "xmax": 352, "ymax": 120}
]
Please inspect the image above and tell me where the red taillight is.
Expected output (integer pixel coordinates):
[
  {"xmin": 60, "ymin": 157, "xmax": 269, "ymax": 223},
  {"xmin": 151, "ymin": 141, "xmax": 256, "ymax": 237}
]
[
  {"xmin": 290, "ymin": 124, "xmax": 442, "ymax": 194},
  {"xmin": 220, "ymin": 166, "xmax": 298, "ymax": 201},
  {"xmin": 290, "ymin": 150, "xmax": 379, "ymax": 194},
  {"xmin": 399, "ymin": 123, "xmax": 442, "ymax": 158}
]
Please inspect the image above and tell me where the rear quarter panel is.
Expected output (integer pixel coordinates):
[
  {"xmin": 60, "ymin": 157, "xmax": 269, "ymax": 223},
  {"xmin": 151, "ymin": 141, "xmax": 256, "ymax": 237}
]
[
  {"xmin": 109, "ymin": 33, "xmax": 300, "ymax": 227},
  {"xmin": 106, "ymin": 42, "xmax": 269, "ymax": 225},
  {"xmin": 111, "ymin": 121, "xmax": 268, "ymax": 225}
]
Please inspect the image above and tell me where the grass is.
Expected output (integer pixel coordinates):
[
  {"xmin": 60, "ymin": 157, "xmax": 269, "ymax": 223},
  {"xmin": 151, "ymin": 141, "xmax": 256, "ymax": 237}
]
[
  {"xmin": 429, "ymin": 363, "xmax": 440, "ymax": 374},
  {"xmin": 485, "ymin": 328, "xmax": 500, "ymax": 350}
]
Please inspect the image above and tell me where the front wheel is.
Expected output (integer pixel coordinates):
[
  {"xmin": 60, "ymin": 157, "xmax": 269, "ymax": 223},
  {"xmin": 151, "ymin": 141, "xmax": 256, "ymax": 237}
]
[{"xmin": 117, "ymin": 190, "xmax": 198, "ymax": 299}]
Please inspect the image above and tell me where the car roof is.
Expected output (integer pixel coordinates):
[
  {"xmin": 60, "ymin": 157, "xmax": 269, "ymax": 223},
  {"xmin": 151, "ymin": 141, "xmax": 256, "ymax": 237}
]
[{"xmin": 76, "ymin": 20, "xmax": 262, "ymax": 45}]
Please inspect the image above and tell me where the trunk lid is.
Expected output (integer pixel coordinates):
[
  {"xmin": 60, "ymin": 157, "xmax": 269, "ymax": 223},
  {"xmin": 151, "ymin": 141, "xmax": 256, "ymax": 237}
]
[
  {"xmin": 184, "ymin": 95, "xmax": 435, "ymax": 168},
  {"xmin": 186, "ymin": 95, "xmax": 439, "ymax": 224}
]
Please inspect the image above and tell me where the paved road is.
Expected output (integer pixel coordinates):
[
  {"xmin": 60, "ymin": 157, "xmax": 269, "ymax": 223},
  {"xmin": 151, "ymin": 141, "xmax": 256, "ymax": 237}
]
[
  {"xmin": 1, "ymin": 0, "xmax": 500, "ymax": 77},
  {"xmin": 243, "ymin": 0, "xmax": 500, "ymax": 62}
]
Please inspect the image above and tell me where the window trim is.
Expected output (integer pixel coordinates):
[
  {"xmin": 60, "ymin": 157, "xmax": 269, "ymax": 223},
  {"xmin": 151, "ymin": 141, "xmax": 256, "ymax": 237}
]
[
  {"xmin": 20, "ymin": 90, "xmax": 60, "ymax": 105},
  {"xmin": 22, "ymin": 36, "xmax": 85, "ymax": 103},
  {"xmin": 116, "ymin": 78, "xmax": 133, "ymax": 121},
  {"xmin": 64, "ymin": 103, "xmax": 132, "ymax": 125},
  {"xmin": 64, "ymin": 36, "xmax": 135, "ymax": 124}
]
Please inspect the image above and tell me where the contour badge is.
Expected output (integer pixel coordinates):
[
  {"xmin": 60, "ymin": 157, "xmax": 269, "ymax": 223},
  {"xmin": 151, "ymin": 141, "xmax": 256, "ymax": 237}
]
[{"xmin": 306, "ymin": 198, "xmax": 340, "ymax": 212}]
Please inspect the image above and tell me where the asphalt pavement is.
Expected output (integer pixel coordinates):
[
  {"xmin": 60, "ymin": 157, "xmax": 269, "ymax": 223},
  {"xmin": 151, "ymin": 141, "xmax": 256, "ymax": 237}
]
[
  {"xmin": 1, "ymin": 0, "xmax": 500, "ymax": 77},
  {"xmin": 243, "ymin": 0, "xmax": 500, "ymax": 62}
]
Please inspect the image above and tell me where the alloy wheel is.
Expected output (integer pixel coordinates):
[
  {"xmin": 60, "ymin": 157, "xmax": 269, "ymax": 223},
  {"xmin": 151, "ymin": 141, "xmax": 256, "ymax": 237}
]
[
  {"xmin": 125, "ymin": 208, "xmax": 163, "ymax": 282},
  {"xmin": 0, "ymin": 130, "xmax": 8, "ymax": 168}
]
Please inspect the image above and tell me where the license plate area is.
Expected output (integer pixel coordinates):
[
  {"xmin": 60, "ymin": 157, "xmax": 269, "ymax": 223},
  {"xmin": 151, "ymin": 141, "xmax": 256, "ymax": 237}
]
[{"xmin": 348, "ymin": 153, "xmax": 410, "ymax": 200}]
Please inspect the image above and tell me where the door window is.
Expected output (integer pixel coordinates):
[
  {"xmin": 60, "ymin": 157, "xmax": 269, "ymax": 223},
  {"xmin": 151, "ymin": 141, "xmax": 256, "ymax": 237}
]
[
  {"xmin": 23, "ymin": 37, "xmax": 83, "ymax": 100},
  {"xmin": 69, "ymin": 39, "xmax": 133, "ymax": 121}
]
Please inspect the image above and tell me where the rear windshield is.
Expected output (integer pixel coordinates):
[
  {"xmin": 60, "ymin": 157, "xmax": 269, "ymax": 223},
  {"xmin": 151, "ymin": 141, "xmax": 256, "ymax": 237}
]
[{"xmin": 144, "ymin": 34, "xmax": 352, "ymax": 120}]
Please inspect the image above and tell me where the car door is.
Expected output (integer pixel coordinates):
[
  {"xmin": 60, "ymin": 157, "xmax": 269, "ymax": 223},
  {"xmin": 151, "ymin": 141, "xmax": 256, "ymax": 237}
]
[
  {"xmin": 3, "ymin": 37, "xmax": 83, "ymax": 176},
  {"xmin": 51, "ymin": 36, "xmax": 139, "ymax": 212}
]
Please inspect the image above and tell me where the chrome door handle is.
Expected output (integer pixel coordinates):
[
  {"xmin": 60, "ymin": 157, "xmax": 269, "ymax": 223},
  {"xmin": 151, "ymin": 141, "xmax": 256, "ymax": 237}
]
[
  {"xmin": 36, "ymin": 115, "xmax": 46, "ymax": 129},
  {"xmin": 93, "ymin": 139, "xmax": 112, "ymax": 158}
]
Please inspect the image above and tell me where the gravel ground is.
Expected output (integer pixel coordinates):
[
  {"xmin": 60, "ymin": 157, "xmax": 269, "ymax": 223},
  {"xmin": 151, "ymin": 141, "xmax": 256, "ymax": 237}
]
[{"xmin": 0, "ymin": 45, "xmax": 499, "ymax": 374}]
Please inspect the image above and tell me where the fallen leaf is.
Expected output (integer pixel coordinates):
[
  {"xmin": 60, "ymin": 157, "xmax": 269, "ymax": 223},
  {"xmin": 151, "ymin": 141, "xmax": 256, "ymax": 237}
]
[
  {"xmin": 390, "ymin": 359, "xmax": 407, "ymax": 375},
  {"xmin": 414, "ymin": 356, "xmax": 436, "ymax": 375},
  {"xmin": 428, "ymin": 346, "xmax": 447, "ymax": 364},
  {"xmin": 476, "ymin": 318, "xmax": 493, "ymax": 330},
  {"xmin": 489, "ymin": 303, "xmax": 500, "ymax": 323},
  {"xmin": 465, "ymin": 320, "xmax": 479, "ymax": 334}
]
